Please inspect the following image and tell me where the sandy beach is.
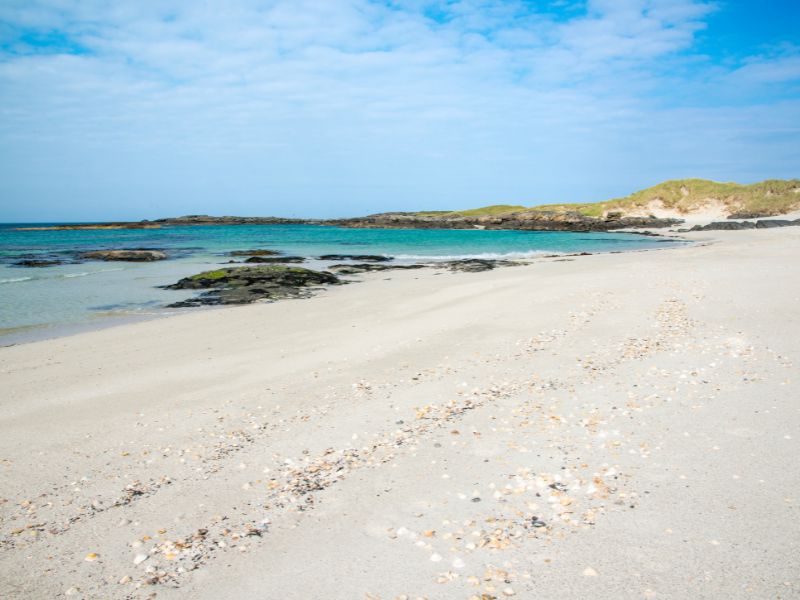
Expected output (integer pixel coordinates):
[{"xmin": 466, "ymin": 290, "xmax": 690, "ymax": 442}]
[{"xmin": 1, "ymin": 228, "xmax": 798, "ymax": 599}]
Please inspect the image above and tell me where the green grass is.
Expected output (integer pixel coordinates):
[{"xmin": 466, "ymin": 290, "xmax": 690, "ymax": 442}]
[
  {"xmin": 412, "ymin": 179, "xmax": 800, "ymax": 220},
  {"xmin": 453, "ymin": 204, "xmax": 527, "ymax": 217},
  {"xmin": 414, "ymin": 204, "xmax": 527, "ymax": 218},
  {"xmin": 579, "ymin": 178, "xmax": 800, "ymax": 217}
]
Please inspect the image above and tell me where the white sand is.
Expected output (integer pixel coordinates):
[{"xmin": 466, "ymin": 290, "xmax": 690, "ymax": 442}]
[{"xmin": 1, "ymin": 228, "xmax": 799, "ymax": 599}]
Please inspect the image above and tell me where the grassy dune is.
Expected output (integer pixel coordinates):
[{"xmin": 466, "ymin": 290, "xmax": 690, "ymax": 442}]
[{"xmin": 420, "ymin": 179, "xmax": 800, "ymax": 219}]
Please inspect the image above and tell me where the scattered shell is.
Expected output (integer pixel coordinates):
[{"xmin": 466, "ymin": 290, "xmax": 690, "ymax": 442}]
[
  {"xmin": 583, "ymin": 567, "xmax": 598, "ymax": 577},
  {"xmin": 84, "ymin": 552, "xmax": 98, "ymax": 562},
  {"xmin": 133, "ymin": 553, "xmax": 148, "ymax": 565}
]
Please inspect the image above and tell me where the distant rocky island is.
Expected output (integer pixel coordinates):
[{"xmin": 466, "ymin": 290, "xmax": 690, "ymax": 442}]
[{"xmin": 15, "ymin": 178, "xmax": 800, "ymax": 233}]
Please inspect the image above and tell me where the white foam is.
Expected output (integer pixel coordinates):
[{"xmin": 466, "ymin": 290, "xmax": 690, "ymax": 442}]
[
  {"xmin": 61, "ymin": 268, "xmax": 123, "ymax": 279},
  {"xmin": 0, "ymin": 276, "xmax": 33, "ymax": 284},
  {"xmin": 392, "ymin": 250, "xmax": 563, "ymax": 261}
]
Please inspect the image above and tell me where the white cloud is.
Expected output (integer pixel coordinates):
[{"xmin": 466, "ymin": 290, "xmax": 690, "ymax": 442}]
[
  {"xmin": 0, "ymin": 0, "xmax": 797, "ymax": 220},
  {"xmin": 729, "ymin": 49, "xmax": 800, "ymax": 84}
]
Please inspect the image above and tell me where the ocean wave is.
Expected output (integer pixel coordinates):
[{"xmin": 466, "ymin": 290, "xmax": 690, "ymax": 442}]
[
  {"xmin": 0, "ymin": 276, "xmax": 33, "ymax": 284},
  {"xmin": 392, "ymin": 250, "xmax": 564, "ymax": 260},
  {"xmin": 61, "ymin": 268, "xmax": 125, "ymax": 279}
]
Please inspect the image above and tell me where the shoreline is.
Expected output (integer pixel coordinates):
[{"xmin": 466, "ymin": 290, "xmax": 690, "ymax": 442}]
[
  {"xmin": 1, "ymin": 228, "xmax": 798, "ymax": 599},
  {"xmin": 0, "ymin": 241, "xmax": 695, "ymax": 348}
]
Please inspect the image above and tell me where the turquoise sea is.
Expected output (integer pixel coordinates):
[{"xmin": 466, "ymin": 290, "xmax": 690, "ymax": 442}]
[{"xmin": 0, "ymin": 223, "xmax": 684, "ymax": 343}]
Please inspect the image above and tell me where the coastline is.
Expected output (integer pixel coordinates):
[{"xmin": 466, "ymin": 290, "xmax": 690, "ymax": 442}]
[
  {"xmin": 1, "ymin": 227, "xmax": 798, "ymax": 599},
  {"xmin": 0, "ymin": 237, "xmax": 691, "ymax": 348},
  {"xmin": 0, "ymin": 225, "xmax": 682, "ymax": 341}
]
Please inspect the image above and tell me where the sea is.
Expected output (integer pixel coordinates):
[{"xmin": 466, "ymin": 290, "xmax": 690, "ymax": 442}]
[{"xmin": 0, "ymin": 223, "xmax": 684, "ymax": 343}]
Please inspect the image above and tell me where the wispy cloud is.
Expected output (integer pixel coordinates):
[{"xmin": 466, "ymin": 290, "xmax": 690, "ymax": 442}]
[{"xmin": 0, "ymin": 0, "xmax": 797, "ymax": 220}]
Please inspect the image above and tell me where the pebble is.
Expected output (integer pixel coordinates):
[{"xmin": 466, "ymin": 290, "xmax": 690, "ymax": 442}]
[
  {"xmin": 84, "ymin": 552, "xmax": 99, "ymax": 562},
  {"xmin": 133, "ymin": 553, "xmax": 149, "ymax": 565},
  {"xmin": 583, "ymin": 567, "xmax": 598, "ymax": 577},
  {"xmin": 430, "ymin": 553, "xmax": 442, "ymax": 562}
]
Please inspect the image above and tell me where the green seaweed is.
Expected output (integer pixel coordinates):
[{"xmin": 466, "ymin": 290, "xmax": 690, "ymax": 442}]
[{"xmin": 190, "ymin": 269, "xmax": 227, "ymax": 280}]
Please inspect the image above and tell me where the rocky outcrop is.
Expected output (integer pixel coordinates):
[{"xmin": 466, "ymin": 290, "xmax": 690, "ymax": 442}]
[
  {"xmin": 152, "ymin": 215, "xmax": 314, "ymax": 226},
  {"xmin": 12, "ymin": 212, "xmax": 682, "ymax": 233},
  {"xmin": 755, "ymin": 219, "xmax": 798, "ymax": 228},
  {"xmin": 13, "ymin": 223, "xmax": 161, "ymax": 231},
  {"xmin": 229, "ymin": 249, "xmax": 281, "ymax": 257},
  {"xmin": 329, "ymin": 212, "xmax": 682, "ymax": 232},
  {"xmin": 319, "ymin": 254, "xmax": 392, "ymax": 262},
  {"xmin": 13, "ymin": 217, "xmax": 314, "ymax": 232},
  {"xmin": 164, "ymin": 259, "xmax": 531, "ymax": 308},
  {"xmin": 441, "ymin": 259, "xmax": 521, "ymax": 272},
  {"xmin": 13, "ymin": 259, "xmax": 65, "ymax": 267},
  {"xmin": 81, "ymin": 249, "xmax": 167, "ymax": 261},
  {"xmin": 244, "ymin": 256, "xmax": 306, "ymax": 263},
  {"xmin": 329, "ymin": 258, "xmax": 525, "ymax": 275},
  {"xmin": 691, "ymin": 219, "xmax": 800, "ymax": 231},
  {"xmin": 164, "ymin": 266, "xmax": 341, "ymax": 307},
  {"xmin": 328, "ymin": 263, "xmax": 425, "ymax": 275}
]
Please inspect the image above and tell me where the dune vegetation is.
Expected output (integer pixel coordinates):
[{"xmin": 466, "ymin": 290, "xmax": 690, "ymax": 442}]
[{"xmin": 420, "ymin": 179, "xmax": 800, "ymax": 219}]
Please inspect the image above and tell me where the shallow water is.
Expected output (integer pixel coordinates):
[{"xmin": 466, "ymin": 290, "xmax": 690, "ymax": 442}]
[{"xmin": 0, "ymin": 223, "xmax": 684, "ymax": 341}]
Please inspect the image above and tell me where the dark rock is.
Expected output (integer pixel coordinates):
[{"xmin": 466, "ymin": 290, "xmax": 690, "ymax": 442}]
[
  {"xmin": 727, "ymin": 210, "xmax": 784, "ymax": 219},
  {"xmin": 164, "ymin": 265, "xmax": 341, "ymax": 307},
  {"xmin": 14, "ymin": 259, "xmax": 64, "ymax": 267},
  {"xmin": 81, "ymin": 249, "xmax": 167, "ymax": 261},
  {"xmin": 328, "ymin": 263, "xmax": 426, "ymax": 275},
  {"xmin": 11, "ymin": 210, "xmax": 685, "ymax": 233},
  {"xmin": 318, "ymin": 254, "xmax": 392, "ymax": 262},
  {"xmin": 691, "ymin": 221, "xmax": 756, "ymax": 231},
  {"xmin": 629, "ymin": 230, "xmax": 667, "ymax": 237},
  {"xmin": 441, "ymin": 259, "xmax": 519, "ymax": 272},
  {"xmin": 755, "ymin": 219, "xmax": 794, "ymax": 228},
  {"xmin": 244, "ymin": 256, "xmax": 306, "ymax": 263},
  {"xmin": 155, "ymin": 215, "xmax": 311, "ymax": 226},
  {"xmin": 229, "ymin": 249, "xmax": 281, "ymax": 256},
  {"xmin": 692, "ymin": 219, "xmax": 800, "ymax": 231},
  {"xmin": 329, "ymin": 212, "xmax": 683, "ymax": 232}
]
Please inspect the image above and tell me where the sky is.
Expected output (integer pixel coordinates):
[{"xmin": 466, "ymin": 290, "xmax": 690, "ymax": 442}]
[{"xmin": 0, "ymin": 0, "xmax": 798, "ymax": 221}]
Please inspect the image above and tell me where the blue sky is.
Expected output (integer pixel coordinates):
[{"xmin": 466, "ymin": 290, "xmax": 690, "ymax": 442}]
[{"xmin": 0, "ymin": 0, "xmax": 798, "ymax": 221}]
